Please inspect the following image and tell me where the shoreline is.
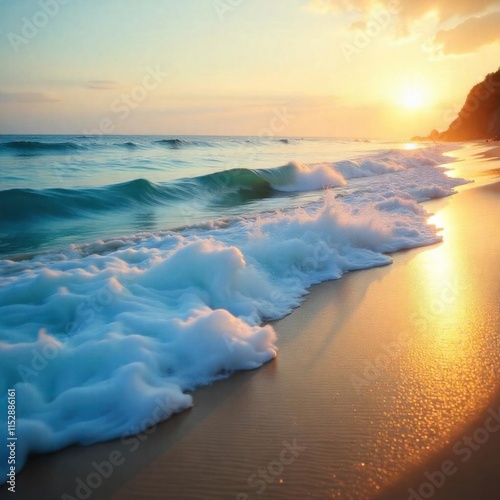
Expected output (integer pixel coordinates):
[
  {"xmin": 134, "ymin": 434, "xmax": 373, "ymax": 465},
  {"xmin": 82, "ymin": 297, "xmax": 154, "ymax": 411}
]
[
  {"xmin": 113, "ymin": 178, "xmax": 499, "ymax": 500},
  {"xmin": 2, "ymin": 143, "xmax": 499, "ymax": 499}
]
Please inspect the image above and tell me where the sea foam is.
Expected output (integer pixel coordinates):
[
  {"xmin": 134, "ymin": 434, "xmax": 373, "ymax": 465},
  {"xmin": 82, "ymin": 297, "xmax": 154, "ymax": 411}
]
[{"xmin": 0, "ymin": 146, "xmax": 468, "ymax": 481}]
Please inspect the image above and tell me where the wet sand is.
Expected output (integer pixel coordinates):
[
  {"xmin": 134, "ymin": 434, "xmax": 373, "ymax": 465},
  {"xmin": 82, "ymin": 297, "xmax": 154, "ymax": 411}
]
[
  {"xmin": 477, "ymin": 145, "xmax": 500, "ymax": 159},
  {"xmin": 3, "ymin": 144, "xmax": 500, "ymax": 500}
]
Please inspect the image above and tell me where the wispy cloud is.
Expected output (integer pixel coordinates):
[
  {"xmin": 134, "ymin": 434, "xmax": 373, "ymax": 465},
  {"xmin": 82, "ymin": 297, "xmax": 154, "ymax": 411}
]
[
  {"xmin": 0, "ymin": 92, "xmax": 60, "ymax": 103},
  {"xmin": 431, "ymin": 11, "xmax": 500, "ymax": 55},
  {"xmin": 307, "ymin": 0, "xmax": 499, "ymax": 21},
  {"xmin": 85, "ymin": 80, "xmax": 122, "ymax": 91},
  {"xmin": 307, "ymin": 0, "xmax": 500, "ymax": 40}
]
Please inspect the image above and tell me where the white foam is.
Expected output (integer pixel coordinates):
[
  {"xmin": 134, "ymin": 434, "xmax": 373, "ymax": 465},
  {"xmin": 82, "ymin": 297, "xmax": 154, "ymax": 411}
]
[
  {"xmin": 0, "ymin": 145, "xmax": 468, "ymax": 480},
  {"xmin": 271, "ymin": 145, "xmax": 455, "ymax": 192},
  {"xmin": 272, "ymin": 161, "xmax": 346, "ymax": 192}
]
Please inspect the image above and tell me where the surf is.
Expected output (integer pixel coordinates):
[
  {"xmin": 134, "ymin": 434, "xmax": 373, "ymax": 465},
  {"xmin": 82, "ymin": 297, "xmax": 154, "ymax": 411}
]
[{"xmin": 0, "ymin": 140, "xmax": 82, "ymax": 154}]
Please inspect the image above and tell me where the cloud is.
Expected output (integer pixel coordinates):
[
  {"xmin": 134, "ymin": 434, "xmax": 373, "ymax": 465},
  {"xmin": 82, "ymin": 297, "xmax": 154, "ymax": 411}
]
[
  {"xmin": 0, "ymin": 92, "xmax": 60, "ymax": 103},
  {"xmin": 431, "ymin": 11, "xmax": 500, "ymax": 55},
  {"xmin": 395, "ymin": 0, "xmax": 498, "ymax": 27},
  {"xmin": 307, "ymin": 0, "xmax": 500, "ymax": 31},
  {"xmin": 85, "ymin": 80, "xmax": 122, "ymax": 90}
]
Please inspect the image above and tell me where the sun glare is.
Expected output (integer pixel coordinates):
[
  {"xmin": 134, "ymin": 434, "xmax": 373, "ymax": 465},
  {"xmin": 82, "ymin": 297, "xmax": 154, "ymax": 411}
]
[{"xmin": 398, "ymin": 86, "xmax": 429, "ymax": 110}]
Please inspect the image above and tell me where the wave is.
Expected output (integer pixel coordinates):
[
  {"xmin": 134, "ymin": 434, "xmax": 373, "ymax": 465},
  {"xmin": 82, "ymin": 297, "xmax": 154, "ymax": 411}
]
[
  {"xmin": 198, "ymin": 147, "xmax": 450, "ymax": 194},
  {"xmin": 0, "ymin": 147, "xmax": 455, "ymax": 224},
  {"xmin": 119, "ymin": 141, "xmax": 140, "ymax": 149},
  {"xmin": 0, "ymin": 171, "xmax": 272, "ymax": 224},
  {"xmin": 0, "ymin": 178, "xmax": 176, "ymax": 222},
  {"xmin": 0, "ymin": 140, "xmax": 82, "ymax": 154},
  {"xmin": 0, "ymin": 137, "xmax": 215, "ymax": 154},
  {"xmin": 0, "ymin": 136, "xmax": 374, "ymax": 155},
  {"xmin": 154, "ymin": 138, "xmax": 214, "ymax": 149}
]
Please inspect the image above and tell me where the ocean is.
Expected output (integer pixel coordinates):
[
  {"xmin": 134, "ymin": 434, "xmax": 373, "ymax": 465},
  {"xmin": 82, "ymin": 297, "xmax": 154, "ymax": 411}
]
[
  {"xmin": 1, "ymin": 134, "xmax": 439, "ymax": 257},
  {"xmin": 0, "ymin": 135, "xmax": 468, "ymax": 479}
]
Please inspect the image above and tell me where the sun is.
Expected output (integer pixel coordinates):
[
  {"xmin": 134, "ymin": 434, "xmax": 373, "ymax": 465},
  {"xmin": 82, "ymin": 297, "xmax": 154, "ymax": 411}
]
[{"xmin": 399, "ymin": 86, "xmax": 428, "ymax": 110}]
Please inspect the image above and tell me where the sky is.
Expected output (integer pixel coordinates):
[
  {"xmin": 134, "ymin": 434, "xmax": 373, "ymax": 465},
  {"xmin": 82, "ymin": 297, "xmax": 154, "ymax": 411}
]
[{"xmin": 0, "ymin": 0, "xmax": 498, "ymax": 138}]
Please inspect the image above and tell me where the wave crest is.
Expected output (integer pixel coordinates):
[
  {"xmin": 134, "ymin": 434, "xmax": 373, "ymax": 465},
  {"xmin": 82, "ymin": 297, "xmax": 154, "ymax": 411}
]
[{"xmin": 0, "ymin": 140, "xmax": 81, "ymax": 154}]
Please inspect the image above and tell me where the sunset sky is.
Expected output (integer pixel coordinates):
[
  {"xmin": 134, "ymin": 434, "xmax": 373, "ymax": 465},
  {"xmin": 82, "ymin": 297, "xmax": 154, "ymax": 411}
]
[{"xmin": 0, "ymin": 0, "xmax": 499, "ymax": 138}]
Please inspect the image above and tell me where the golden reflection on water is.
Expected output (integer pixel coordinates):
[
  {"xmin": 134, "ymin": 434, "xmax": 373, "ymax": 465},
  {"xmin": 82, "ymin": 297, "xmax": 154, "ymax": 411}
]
[
  {"xmin": 352, "ymin": 198, "xmax": 499, "ymax": 494},
  {"xmin": 404, "ymin": 204, "xmax": 494, "ymax": 435},
  {"xmin": 402, "ymin": 142, "xmax": 421, "ymax": 151}
]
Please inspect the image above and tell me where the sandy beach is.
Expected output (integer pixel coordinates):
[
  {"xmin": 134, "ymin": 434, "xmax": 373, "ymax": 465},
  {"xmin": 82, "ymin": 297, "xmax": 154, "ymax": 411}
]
[
  {"xmin": 2, "ymin": 1, "xmax": 499, "ymax": 497},
  {"xmin": 3, "ymin": 144, "xmax": 499, "ymax": 500}
]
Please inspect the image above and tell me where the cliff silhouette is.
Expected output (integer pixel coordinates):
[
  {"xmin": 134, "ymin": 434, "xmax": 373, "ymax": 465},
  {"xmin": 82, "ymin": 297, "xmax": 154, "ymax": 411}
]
[{"xmin": 413, "ymin": 67, "xmax": 500, "ymax": 142}]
